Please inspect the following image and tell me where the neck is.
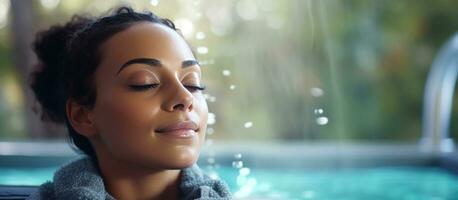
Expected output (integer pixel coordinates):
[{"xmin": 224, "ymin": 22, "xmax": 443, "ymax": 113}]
[{"xmin": 94, "ymin": 148, "xmax": 181, "ymax": 200}]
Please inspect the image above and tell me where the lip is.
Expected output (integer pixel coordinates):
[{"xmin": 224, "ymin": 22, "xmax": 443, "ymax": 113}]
[{"xmin": 155, "ymin": 121, "xmax": 199, "ymax": 138}]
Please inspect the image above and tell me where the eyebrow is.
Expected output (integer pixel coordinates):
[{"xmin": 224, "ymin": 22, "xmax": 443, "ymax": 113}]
[{"xmin": 116, "ymin": 58, "xmax": 200, "ymax": 75}]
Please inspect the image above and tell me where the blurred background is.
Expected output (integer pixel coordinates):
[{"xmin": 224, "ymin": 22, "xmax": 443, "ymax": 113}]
[
  {"xmin": 1, "ymin": 0, "xmax": 458, "ymax": 144},
  {"xmin": 3, "ymin": 0, "xmax": 458, "ymax": 199}
]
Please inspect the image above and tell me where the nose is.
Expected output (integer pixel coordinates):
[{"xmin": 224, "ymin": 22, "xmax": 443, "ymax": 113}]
[{"xmin": 161, "ymin": 81, "xmax": 194, "ymax": 112}]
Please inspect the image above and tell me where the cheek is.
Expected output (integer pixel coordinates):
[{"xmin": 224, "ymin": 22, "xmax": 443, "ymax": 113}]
[
  {"xmin": 195, "ymin": 94, "xmax": 208, "ymax": 143},
  {"xmin": 93, "ymin": 92, "xmax": 161, "ymax": 147}
]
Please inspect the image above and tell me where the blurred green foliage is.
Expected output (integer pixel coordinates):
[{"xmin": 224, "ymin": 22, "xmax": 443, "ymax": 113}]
[{"xmin": 1, "ymin": 0, "xmax": 458, "ymax": 143}]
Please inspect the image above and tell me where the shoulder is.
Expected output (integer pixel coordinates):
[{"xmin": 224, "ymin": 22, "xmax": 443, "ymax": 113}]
[
  {"xmin": 27, "ymin": 156, "xmax": 111, "ymax": 200},
  {"xmin": 26, "ymin": 181, "xmax": 55, "ymax": 200}
]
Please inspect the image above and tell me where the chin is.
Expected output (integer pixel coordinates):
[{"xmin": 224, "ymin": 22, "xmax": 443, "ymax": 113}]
[
  {"xmin": 164, "ymin": 159, "xmax": 197, "ymax": 169},
  {"xmin": 163, "ymin": 148, "xmax": 201, "ymax": 169}
]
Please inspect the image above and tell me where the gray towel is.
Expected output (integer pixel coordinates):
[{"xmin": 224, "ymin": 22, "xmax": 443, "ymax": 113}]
[{"xmin": 27, "ymin": 157, "xmax": 232, "ymax": 200}]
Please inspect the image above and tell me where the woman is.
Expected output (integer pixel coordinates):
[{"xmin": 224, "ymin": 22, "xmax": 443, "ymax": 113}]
[{"xmin": 27, "ymin": 6, "xmax": 231, "ymax": 200}]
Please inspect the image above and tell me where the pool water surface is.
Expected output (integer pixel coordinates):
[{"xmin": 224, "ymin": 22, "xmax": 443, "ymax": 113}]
[{"xmin": 1, "ymin": 166, "xmax": 458, "ymax": 200}]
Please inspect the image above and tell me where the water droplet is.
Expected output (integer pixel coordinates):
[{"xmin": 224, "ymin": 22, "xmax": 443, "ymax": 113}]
[
  {"xmin": 207, "ymin": 113, "xmax": 216, "ymax": 125},
  {"xmin": 40, "ymin": 0, "xmax": 60, "ymax": 9},
  {"xmin": 222, "ymin": 69, "xmax": 231, "ymax": 76},
  {"xmin": 208, "ymin": 171, "xmax": 220, "ymax": 180},
  {"xmin": 205, "ymin": 139, "xmax": 214, "ymax": 146},
  {"xmin": 310, "ymin": 87, "xmax": 324, "ymax": 97},
  {"xmin": 204, "ymin": 94, "xmax": 216, "ymax": 102},
  {"xmin": 239, "ymin": 167, "xmax": 250, "ymax": 176},
  {"xmin": 314, "ymin": 108, "xmax": 324, "ymax": 115},
  {"xmin": 316, "ymin": 117, "xmax": 329, "ymax": 125},
  {"xmin": 244, "ymin": 121, "xmax": 253, "ymax": 128},
  {"xmin": 236, "ymin": 175, "xmax": 248, "ymax": 186},
  {"xmin": 197, "ymin": 46, "xmax": 208, "ymax": 54},
  {"xmin": 207, "ymin": 157, "xmax": 215, "ymax": 164},
  {"xmin": 149, "ymin": 0, "xmax": 159, "ymax": 6},
  {"xmin": 196, "ymin": 31, "xmax": 206, "ymax": 40},
  {"xmin": 236, "ymin": 176, "xmax": 257, "ymax": 190},
  {"xmin": 232, "ymin": 160, "xmax": 243, "ymax": 168},
  {"xmin": 229, "ymin": 84, "xmax": 236, "ymax": 90},
  {"xmin": 207, "ymin": 127, "xmax": 214, "ymax": 135},
  {"xmin": 234, "ymin": 153, "xmax": 242, "ymax": 159}
]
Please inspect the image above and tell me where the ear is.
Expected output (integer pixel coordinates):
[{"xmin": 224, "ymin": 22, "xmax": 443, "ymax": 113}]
[{"xmin": 66, "ymin": 99, "xmax": 98, "ymax": 137}]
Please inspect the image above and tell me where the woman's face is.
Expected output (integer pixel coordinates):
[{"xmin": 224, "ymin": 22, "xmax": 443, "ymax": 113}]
[{"xmin": 89, "ymin": 22, "xmax": 208, "ymax": 169}]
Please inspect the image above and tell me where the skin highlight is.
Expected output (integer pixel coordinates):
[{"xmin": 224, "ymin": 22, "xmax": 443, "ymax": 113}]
[{"xmin": 66, "ymin": 22, "xmax": 208, "ymax": 200}]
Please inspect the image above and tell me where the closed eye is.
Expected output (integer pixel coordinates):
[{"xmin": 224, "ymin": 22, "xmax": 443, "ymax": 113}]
[
  {"xmin": 128, "ymin": 84, "xmax": 206, "ymax": 92},
  {"xmin": 129, "ymin": 84, "xmax": 159, "ymax": 91},
  {"xmin": 185, "ymin": 85, "xmax": 206, "ymax": 92}
]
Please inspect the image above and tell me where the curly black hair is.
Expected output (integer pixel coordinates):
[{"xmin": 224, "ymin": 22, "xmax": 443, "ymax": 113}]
[{"xmin": 30, "ymin": 6, "xmax": 181, "ymax": 160}]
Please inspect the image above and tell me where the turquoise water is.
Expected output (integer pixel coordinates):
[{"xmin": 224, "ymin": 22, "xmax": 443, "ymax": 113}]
[{"xmin": 1, "ymin": 166, "xmax": 458, "ymax": 200}]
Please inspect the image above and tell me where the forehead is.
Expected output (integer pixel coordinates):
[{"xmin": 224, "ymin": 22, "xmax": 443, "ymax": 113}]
[{"xmin": 98, "ymin": 22, "xmax": 195, "ymax": 72}]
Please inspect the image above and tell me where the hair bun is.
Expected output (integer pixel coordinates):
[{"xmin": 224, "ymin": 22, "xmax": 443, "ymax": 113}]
[{"xmin": 30, "ymin": 16, "xmax": 92, "ymax": 123}]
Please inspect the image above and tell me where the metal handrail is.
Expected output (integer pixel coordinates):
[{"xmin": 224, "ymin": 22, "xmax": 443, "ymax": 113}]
[{"xmin": 420, "ymin": 33, "xmax": 458, "ymax": 153}]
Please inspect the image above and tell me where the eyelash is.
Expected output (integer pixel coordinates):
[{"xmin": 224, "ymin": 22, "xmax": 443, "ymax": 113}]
[{"xmin": 129, "ymin": 84, "xmax": 206, "ymax": 92}]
